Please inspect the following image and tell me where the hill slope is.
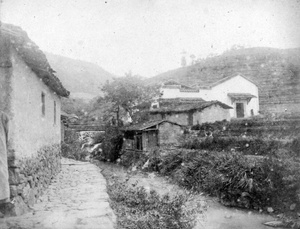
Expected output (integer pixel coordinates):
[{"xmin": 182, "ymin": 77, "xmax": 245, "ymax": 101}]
[
  {"xmin": 45, "ymin": 52, "xmax": 115, "ymax": 99},
  {"xmin": 148, "ymin": 47, "xmax": 300, "ymax": 114}
]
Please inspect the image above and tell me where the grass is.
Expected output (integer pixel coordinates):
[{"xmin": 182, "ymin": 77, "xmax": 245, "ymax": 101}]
[{"xmin": 94, "ymin": 161, "xmax": 204, "ymax": 229}]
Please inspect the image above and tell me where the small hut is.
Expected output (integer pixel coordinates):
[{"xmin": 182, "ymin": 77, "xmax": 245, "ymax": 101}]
[{"xmin": 122, "ymin": 120, "xmax": 183, "ymax": 151}]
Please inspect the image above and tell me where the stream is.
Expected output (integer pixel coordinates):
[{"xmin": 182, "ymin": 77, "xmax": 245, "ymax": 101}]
[{"xmin": 127, "ymin": 173, "xmax": 285, "ymax": 229}]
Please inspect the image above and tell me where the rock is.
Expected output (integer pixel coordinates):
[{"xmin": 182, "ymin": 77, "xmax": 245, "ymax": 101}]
[
  {"xmin": 263, "ymin": 221, "xmax": 285, "ymax": 227},
  {"xmin": 10, "ymin": 185, "xmax": 18, "ymax": 197},
  {"xmin": 148, "ymin": 173, "xmax": 155, "ymax": 179},
  {"xmin": 8, "ymin": 168, "xmax": 21, "ymax": 185},
  {"xmin": 142, "ymin": 160, "xmax": 149, "ymax": 170},
  {"xmin": 290, "ymin": 203, "xmax": 296, "ymax": 211},
  {"xmin": 267, "ymin": 207, "xmax": 274, "ymax": 213},
  {"xmin": 144, "ymin": 186, "xmax": 150, "ymax": 194},
  {"xmin": 224, "ymin": 214, "xmax": 233, "ymax": 219}
]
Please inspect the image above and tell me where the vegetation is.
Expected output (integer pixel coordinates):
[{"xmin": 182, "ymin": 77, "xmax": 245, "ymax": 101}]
[
  {"xmin": 98, "ymin": 162, "xmax": 203, "ymax": 229},
  {"xmin": 147, "ymin": 47, "xmax": 300, "ymax": 113},
  {"xmin": 100, "ymin": 125, "xmax": 123, "ymax": 162},
  {"xmin": 101, "ymin": 74, "xmax": 159, "ymax": 123},
  {"xmin": 120, "ymin": 148, "xmax": 300, "ymax": 214},
  {"xmin": 61, "ymin": 129, "xmax": 90, "ymax": 161}
]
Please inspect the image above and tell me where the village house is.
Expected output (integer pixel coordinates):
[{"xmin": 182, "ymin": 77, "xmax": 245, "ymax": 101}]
[
  {"xmin": 150, "ymin": 98, "xmax": 232, "ymax": 126},
  {"xmin": 122, "ymin": 120, "xmax": 183, "ymax": 151},
  {"xmin": 0, "ymin": 23, "xmax": 69, "ymax": 215},
  {"xmin": 160, "ymin": 74, "xmax": 259, "ymax": 118}
]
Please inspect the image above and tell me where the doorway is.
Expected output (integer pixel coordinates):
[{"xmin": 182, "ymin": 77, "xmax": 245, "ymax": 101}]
[{"xmin": 236, "ymin": 103, "xmax": 245, "ymax": 118}]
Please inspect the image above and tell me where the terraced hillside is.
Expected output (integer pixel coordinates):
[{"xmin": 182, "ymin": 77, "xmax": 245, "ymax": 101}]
[{"xmin": 149, "ymin": 47, "xmax": 300, "ymax": 114}]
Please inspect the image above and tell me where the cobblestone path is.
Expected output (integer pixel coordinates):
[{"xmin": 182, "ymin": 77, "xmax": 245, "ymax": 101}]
[{"xmin": 0, "ymin": 158, "xmax": 116, "ymax": 229}]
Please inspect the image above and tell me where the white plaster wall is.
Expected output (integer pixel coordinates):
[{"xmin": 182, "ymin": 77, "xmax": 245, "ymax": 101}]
[
  {"xmin": 10, "ymin": 49, "xmax": 62, "ymax": 159},
  {"xmin": 161, "ymin": 88, "xmax": 199, "ymax": 98},
  {"xmin": 210, "ymin": 75, "xmax": 259, "ymax": 118},
  {"xmin": 160, "ymin": 75, "xmax": 259, "ymax": 118},
  {"xmin": 161, "ymin": 88, "xmax": 213, "ymax": 101},
  {"xmin": 193, "ymin": 105, "xmax": 231, "ymax": 124}
]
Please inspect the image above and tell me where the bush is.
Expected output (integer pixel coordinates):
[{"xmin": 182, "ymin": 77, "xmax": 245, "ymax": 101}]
[
  {"xmin": 290, "ymin": 137, "xmax": 300, "ymax": 156},
  {"xmin": 101, "ymin": 125, "xmax": 123, "ymax": 162},
  {"xmin": 91, "ymin": 132, "xmax": 105, "ymax": 145},
  {"xmin": 107, "ymin": 178, "xmax": 202, "ymax": 229},
  {"xmin": 119, "ymin": 149, "xmax": 147, "ymax": 168},
  {"xmin": 61, "ymin": 128, "xmax": 89, "ymax": 161},
  {"xmin": 61, "ymin": 141, "xmax": 89, "ymax": 161},
  {"xmin": 125, "ymin": 148, "xmax": 300, "ymax": 212},
  {"xmin": 181, "ymin": 135, "xmax": 287, "ymax": 156}
]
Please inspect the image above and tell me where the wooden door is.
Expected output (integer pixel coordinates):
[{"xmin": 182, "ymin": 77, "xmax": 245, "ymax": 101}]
[{"xmin": 236, "ymin": 103, "xmax": 245, "ymax": 118}]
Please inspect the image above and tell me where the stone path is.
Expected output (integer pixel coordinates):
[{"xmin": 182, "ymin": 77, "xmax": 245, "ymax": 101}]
[{"xmin": 0, "ymin": 158, "xmax": 116, "ymax": 229}]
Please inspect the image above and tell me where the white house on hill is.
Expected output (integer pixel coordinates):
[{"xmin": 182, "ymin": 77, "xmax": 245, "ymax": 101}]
[{"xmin": 160, "ymin": 74, "xmax": 259, "ymax": 118}]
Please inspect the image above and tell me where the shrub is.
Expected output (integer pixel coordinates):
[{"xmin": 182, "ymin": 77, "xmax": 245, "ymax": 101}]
[
  {"xmin": 107, "ymin": 178, "xmax": 202, "ymax": 229},
  {"xmin": 181, "ymin": 135, "xmax": 286, "ymax": 156},
  {"xmin": 290, "ymin": 137, "xmax": 300, "ymax": 157},
  {"xmin": 129, "ymin": 148, "xmax": 300, "ymax": 212},
  {"xmin": 91, "ymin": 132, "xmax": 105, "ymax": 145},
  {"xmin": 61, "ymin": 141, "xmax": 89, "ymax": 161},
  {"xmin": 101, "ymin": 125, "xmax": 123, "ymax": 162},
  {"xmin": 119, "ymin": 149, "xmax": 148, "ymax": 168},
  {"xmin": 61, "ymin": 128, "xmax": 89, "ymax": 161}
]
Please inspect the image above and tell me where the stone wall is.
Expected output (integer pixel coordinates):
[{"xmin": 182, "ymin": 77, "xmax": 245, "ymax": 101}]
[
  {"xmin": 151, "ymin": 105, "xmax": 230, "ymax": 126},
  {"xmin": 3, "ymin": 144, "xmax": 61, "ymax": 216},
  {"xmin": 159, "ymin": 122, "xmax": 183, "ymax": 146},
  {"xmin": 165, "ymin": 113, "xmax": 189, "ymax": 126},
  {"xmin": 193, "ymin": 105, "xmax": 231, "ymax": 124}
]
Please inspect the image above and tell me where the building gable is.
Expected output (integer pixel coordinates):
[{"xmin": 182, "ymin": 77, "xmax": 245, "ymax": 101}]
[{"xmin": 0, "ymin": 23, "xmax": 69, "ymax": 97}]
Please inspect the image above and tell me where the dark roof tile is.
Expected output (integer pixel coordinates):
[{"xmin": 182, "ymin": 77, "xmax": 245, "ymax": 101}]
[{"xmin": 0, "ymin": 23, "xmax": 69, "ymax": 97}]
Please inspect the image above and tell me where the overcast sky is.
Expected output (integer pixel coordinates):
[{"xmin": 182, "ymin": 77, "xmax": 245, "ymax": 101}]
[{"xmin": 1, "ymin": 0, "xmax": 300, "ymax": 77}]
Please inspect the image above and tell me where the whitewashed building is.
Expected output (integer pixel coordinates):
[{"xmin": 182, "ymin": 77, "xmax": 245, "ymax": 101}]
[{"xmin": 160, "ymin": 74, "xmax": 259, "ymax": 118}]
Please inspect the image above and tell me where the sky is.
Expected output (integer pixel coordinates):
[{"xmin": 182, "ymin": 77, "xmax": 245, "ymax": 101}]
[{"xmin": 1, "ymin": 0, "xmax": 300, "ymax": 77}]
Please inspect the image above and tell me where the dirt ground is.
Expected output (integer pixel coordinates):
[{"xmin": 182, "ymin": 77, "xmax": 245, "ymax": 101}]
[{"xmin": 94, "ymin": 160, "xmax": 286, "ymax": 229}]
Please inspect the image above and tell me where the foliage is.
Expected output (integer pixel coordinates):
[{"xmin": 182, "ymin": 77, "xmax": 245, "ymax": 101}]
[
  {"xmin": 191, "ymin": 117, "xmax": 300, "ymax": 140},
  {"xmin": 181, "ymin": 56, "xmax": 187, "ymax": 67},
  {"xmin": 180, "ymin": 135, "xmax": 286, "ymax": 156},
  {"xmin": 90, "ymin": 132, "xmax": 105, "ymax": 145},
  {"xmin": 101, "ymin": 74, "xmax": 159, "ymax": 121},
  {"xmin": 107, "ymin": 176, "xmax": 202, "ymax": 229},
  {"xmin": 61, "ymin": 129, "xmax": 89, "ymax": 161},
  {"xmin": 100, "ymin": 125, "xmax": 123, "ymax": 162},
  {"xmin": 120, "ymin": 149, "xmax": 300, "ymax": 212},
  {"xmin": 61, "ymin": 97, "xmax": 91, "ymax": 118},
  {"xmin": 290, "ymin": 137, "xmax": 300, "ymax": 157},
  {"xmin": 119, "ymin": 149, "xmax": 147, "ymax": 168}
]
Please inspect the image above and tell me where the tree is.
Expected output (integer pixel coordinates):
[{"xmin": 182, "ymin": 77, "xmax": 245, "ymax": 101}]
[
  {"xmin": 101, "ymin": 74, "xmax": 159, "ymax": 124},
  {"xmin": 181, "ymin": 56, "xmax": 187, "ymax": 67},
  {"xmin": 190, "ymin": 54, "xmax": 196, "ymax": 65}
]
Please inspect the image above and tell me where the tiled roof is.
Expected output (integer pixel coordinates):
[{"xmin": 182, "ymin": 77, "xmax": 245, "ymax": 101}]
[
  {"xmin": 194, "ymin": 74, "xmax": 257, "ymax": 89},
  {"xmin": 123, "ymin": 120, "xmax": 181, "ymax": 131},
  {"xmin": 162, "ymin": 79, "xmax": 194, "ymax": 89},
  {"xmin": 0, "ymin": 23, "xmax": 69, "ymax": 97},
  {"xmin": 228, "ymin": 93, "xmax": 257, "ymax": 99},
  {"xmin": 150, "ymin": 100, "xmax": 232, "ymax": 113}
]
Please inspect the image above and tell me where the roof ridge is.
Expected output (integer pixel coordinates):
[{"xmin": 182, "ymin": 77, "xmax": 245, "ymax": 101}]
[{"xmin": 0, "ymin": 22, "xmax": 69, "ymax": 97}]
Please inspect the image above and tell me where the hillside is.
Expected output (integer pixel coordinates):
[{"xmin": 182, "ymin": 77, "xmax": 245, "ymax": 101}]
[
  {"xmin": 45, "ymin": 52, "xmax": 115, "ymax": 100},
  {"xmin": 148, "ymin": 47, "xmax": 300, "ymax": 114}
]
